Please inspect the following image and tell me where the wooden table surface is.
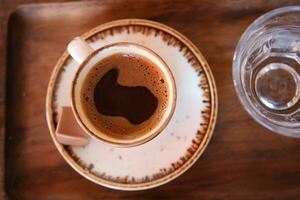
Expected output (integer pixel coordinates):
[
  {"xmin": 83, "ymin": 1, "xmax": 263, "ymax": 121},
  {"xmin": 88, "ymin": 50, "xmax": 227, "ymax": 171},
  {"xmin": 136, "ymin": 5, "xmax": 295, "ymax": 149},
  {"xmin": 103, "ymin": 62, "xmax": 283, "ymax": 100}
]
[{"xmin": 2, "ymin": 0, "xmax": 300, "ymax": 199}]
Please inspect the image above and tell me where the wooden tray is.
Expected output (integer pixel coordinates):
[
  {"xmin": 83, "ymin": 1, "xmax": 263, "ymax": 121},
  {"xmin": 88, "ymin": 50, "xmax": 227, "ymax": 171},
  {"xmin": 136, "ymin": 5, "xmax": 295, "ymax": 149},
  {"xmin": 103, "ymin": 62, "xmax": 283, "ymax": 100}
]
[{"xmin": 3, "ymin": 1, "xmax": 300, "ymax": 199}]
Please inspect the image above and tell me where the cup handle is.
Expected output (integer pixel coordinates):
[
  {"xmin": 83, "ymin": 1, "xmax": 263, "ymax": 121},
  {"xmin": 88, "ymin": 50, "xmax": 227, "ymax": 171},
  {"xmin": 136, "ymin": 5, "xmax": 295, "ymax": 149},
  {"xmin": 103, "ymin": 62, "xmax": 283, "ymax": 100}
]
[{"xmin": 67, "ymin": 37, "xmax": 94, "ymax": 64}]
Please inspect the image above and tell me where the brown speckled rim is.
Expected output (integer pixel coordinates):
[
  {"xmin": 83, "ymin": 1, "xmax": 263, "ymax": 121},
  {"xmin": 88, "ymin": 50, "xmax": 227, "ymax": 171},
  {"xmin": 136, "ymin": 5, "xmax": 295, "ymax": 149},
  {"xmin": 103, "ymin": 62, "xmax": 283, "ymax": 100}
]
[
  {"xmin": 71, "ymin": 42, "xmax": 177, "ymax": 147},
  {"xmin": 46, "ymin": 19, "xmax": 218, "ymax": 190}
]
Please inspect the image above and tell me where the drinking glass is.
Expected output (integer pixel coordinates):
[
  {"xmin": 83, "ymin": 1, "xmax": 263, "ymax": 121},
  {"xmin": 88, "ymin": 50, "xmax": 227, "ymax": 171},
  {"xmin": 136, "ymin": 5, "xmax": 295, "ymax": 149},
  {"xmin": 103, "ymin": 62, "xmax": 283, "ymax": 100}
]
[{"xmin": 233, "ymin": 6, "xmax": 300, "ymax": 137}]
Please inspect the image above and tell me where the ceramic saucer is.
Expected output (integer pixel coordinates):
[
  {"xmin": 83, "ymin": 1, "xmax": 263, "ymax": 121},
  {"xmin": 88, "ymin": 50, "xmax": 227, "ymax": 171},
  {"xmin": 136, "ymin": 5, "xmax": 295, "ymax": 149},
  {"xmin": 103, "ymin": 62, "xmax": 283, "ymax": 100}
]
[{"xmin": 46, "ymin": 19, "xmax": 217, "ymax": 190}]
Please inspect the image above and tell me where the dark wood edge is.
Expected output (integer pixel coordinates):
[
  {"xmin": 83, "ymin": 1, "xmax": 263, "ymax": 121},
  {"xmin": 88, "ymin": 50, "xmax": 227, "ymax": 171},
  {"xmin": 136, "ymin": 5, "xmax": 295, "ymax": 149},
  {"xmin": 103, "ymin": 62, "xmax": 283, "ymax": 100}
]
[
  {"xmin": 0, "ymin": 1, "xmax": 86, "ymax": 199},
  {"xmin": 1, "ymin": 4, "xmax": 14, "ymax": 200},
  {"xmin": 1, "ymin": 3, "xmax": 29, "ymax": 200}
]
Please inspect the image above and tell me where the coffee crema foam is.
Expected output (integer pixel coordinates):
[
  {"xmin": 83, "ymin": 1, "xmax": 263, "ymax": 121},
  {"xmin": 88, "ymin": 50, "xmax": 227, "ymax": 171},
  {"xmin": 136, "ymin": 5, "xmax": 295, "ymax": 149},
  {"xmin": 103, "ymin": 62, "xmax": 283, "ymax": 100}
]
[{"xmin": 80, "ymin": 53, "xmax": 171, "ymax": 140}]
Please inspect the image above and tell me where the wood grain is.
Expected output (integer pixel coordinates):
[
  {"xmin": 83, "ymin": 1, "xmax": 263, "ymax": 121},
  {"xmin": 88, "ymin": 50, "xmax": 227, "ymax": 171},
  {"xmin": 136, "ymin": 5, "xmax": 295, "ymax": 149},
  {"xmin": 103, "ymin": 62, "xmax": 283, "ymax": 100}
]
[{"xmin": 2, "ymin": 0, "xmax": 300, "ymax": 199}]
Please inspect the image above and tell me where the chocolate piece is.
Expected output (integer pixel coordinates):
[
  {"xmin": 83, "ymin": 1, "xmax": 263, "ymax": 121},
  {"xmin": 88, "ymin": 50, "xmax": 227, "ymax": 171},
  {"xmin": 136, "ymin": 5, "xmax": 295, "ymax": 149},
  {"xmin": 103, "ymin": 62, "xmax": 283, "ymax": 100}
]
[{"xmin": 56, "ymin": 107, "xmax": 89, "ymax": 146}]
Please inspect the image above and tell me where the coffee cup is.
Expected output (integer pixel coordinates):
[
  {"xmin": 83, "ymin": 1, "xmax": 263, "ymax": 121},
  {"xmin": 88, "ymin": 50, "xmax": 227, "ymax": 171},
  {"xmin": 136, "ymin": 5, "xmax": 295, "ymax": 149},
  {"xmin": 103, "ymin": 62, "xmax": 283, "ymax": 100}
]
[{"xmin": 55, "ymin": 37, "xmax": 176, "ymax": 147}]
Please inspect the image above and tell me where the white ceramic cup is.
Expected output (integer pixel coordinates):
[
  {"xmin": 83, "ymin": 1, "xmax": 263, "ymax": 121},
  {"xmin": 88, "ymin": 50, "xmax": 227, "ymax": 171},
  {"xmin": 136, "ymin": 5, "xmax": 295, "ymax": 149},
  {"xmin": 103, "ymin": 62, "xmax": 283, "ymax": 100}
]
[{"xmin": 58, "ymin": 37, "xmax": 176, "ymax": 147}]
